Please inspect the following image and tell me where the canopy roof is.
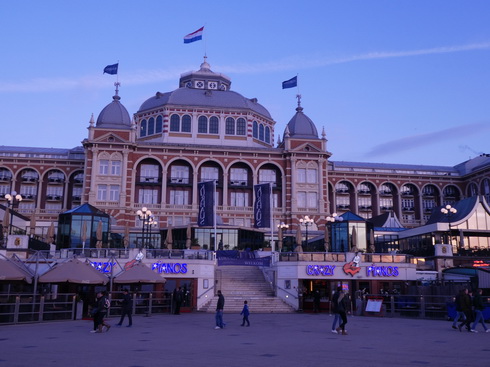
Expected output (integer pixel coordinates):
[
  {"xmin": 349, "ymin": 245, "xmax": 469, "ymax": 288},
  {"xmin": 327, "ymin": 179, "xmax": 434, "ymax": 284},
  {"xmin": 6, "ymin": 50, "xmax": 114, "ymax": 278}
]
[
  {"xmin": 113, "ymin": 262, "xmax": 166, "ymax": 284},
  {"xmin": 38, "ymin": 258, "xmax": 108, "ymax": 284},
  {"xmin": 0, "ymin": 258, "xmax": 32, "ymax": 283}
]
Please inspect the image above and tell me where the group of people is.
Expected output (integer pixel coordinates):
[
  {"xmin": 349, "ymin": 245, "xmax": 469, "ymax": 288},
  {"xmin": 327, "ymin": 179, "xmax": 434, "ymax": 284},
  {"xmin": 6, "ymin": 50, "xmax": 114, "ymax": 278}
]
[
  {"xmin": 214, "ymin": 290, "xmax": 250, "ymax": 329},
  {"xmin": 91, "ymin": 289, "xmax": 133, "ymax": 333},
  {"xmin": 452, "ymin": 288, "xmax": 488, "ymax": 333}
]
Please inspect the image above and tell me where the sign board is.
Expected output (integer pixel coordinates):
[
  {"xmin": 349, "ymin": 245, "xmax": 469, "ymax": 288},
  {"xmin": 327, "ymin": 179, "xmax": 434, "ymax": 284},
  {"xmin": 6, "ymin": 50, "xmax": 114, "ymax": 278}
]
[{"xmin": 365, "ymin": 299, "xmax": 383, "ymax": 313}]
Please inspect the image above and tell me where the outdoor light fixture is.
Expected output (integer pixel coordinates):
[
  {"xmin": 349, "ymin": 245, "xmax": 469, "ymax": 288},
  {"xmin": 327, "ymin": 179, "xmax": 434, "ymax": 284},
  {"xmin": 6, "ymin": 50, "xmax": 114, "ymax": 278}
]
[{"xmin": 4, "ymin": 191, "xmax": 22, "ymax": 235}]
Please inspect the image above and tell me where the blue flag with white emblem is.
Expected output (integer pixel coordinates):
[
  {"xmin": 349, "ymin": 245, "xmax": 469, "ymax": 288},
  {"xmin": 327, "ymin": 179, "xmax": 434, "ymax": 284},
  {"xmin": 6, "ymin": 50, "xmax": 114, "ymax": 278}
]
[
  {"xmin": 254, "ymin": 183, "xmax": 271, "ymax": 228},
  {"xmin": 103, "ymin": 63, "xmax": 118, "ymax": 75},
  {"xmin": 198, "ymin": 181, "xmax": 215, "ymax": 226},
  {"xmin": 282, "ymin": 76, "xmax": 297, "ymax": 89}
]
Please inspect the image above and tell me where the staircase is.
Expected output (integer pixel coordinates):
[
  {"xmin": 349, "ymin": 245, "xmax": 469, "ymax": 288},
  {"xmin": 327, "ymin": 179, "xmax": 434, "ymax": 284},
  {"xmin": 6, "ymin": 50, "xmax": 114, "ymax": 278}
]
[{"xmin": 199, "ymin": 266, "xmax": 295, "ymax": 313}]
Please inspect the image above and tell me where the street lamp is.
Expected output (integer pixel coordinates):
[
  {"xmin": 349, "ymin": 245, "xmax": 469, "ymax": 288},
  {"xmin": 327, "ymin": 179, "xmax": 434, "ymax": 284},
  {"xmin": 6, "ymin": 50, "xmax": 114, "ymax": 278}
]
[
  {"xmin": 146, "ymin": 216, "xmax": 158, "ymax": 249},
  {"xmin": 326, "ymin": 213, "xmax": 344, "ymax": 252},
  {"xmin": 5, "ymin": 191, "xmax": 22, "ymax": 235},
  {"xmin": 440, "ymin": 204, "xmax": 457, "ymax": 245},
  {"xmin": 136, "ymin": 207, "xmax": 153, "ymax": 248},
  {"xmin": 299, "ymin": 215, "xmax": 314, "ymax": 249},
  {"xmin": 277, "ymin": 222, "xmax": 289, "ymax": 251}
]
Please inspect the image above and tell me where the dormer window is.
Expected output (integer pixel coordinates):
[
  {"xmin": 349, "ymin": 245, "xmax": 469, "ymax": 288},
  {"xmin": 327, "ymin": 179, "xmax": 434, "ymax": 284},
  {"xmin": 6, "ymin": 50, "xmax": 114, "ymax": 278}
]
[
  {"xmin": 195, "ymin": 80, "xmax": 204, "ymax": 89},
  {"xmin": 208, "ymin": 81, "xmax": 218, "ymax": 89}
]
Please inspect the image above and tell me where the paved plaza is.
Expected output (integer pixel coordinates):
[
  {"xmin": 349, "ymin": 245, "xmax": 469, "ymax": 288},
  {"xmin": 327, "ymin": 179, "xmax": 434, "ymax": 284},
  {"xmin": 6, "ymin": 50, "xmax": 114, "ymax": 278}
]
[{"xmin": 0, "ymin": 312, "xmax": 488, "ymax": 367}]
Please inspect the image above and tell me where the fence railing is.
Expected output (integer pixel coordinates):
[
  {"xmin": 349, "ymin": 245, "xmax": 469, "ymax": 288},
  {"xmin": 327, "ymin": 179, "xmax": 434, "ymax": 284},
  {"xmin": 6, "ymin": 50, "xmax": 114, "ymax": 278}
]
[{"xmin": 0, "ymin": 290, "xmax": 189, "ymax": 325}]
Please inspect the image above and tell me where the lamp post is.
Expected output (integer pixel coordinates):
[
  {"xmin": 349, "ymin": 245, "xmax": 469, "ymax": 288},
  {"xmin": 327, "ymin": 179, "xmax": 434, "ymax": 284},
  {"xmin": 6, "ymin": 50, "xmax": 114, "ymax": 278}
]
[
  {"xmin": 440, "ymin": 204, "xmax": 457, "ymax": 245},
  {"xmin": 326, "ymin": 213, "xmax": 344, "ymax": 252},
  {"xmin": 299, "ymin": 216, "xmax": 314, "ymax": 250},
  {"xmin": 136, "ymin": 207, "xmax": 153, "ymax": 248},
  {"xmin": 5, "ymin": 191, "xmax": 22, "ymax": 235},
  {"xmin": 277, "ymin": 222, "xmax": 289, "ymax": 251},
  {"xmin": 146, "ymin": 216, "xmax": 158, "ymax": 249}
]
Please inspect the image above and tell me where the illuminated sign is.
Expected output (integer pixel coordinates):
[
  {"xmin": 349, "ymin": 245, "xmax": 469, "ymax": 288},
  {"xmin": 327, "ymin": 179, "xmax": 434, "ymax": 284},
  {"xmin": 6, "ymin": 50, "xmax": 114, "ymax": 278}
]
[
  {"xmin": 366, "ymin": 265, "xmax": 399, "ymax": 277},
  {"xmin": 152, "ymin": 262, "xmax": 188, "ymax": 274},
  {"xmin": 473, "ymin": 260, "xmax": 490, "ymax": 268},
  {"xmin": 306, "ymin": 265, "xmax": 335, "ymax": 276},
  {"xmin": 343, "ymin": 262, "xmax": 361, "ymax": 277},
  {"xmin": 91, "ymin": 262, "xmax": 116, "ymax": 273}
]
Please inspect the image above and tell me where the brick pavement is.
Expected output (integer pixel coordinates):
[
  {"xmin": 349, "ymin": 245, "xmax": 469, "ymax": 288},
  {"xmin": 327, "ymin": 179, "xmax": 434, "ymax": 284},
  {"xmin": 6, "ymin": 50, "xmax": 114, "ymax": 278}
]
[{"xmin": 0, "ymin": 313, "xmax": 488, "ymax": 367}]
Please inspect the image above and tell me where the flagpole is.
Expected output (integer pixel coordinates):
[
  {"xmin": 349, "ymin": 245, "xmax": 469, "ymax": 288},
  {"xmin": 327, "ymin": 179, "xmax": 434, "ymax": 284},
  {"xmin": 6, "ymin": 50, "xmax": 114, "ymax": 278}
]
[
  {"xmin": 213, "ymin": 179, "xmax": 217, "ymax": 251},
  {"xmin": 270, "ymin": 182, "xmax": 274, "ymax": 252}
]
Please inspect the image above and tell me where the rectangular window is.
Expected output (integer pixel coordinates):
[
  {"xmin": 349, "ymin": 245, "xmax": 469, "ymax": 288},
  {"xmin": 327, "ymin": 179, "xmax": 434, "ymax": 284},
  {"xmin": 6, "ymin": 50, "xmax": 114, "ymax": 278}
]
[
  {"xmin": 0, "ymin": 184, "xmax": 10, "ymax": 195},
  {"xmin": 140, "ymin": 164, "xmax": 159, "ymax": 182},
  {"xmin": 307, "ymin": 192, "xmax": 318, "ymax": 208},
  {"xmin": 297, "ymin": 168, "xmax": 306, "ymax": 183},
  {"xmin": 170, "ymin": 190, "xmax": 189, "ymax": 205},
  {"xmin": 18, "ymin": 202, "xmax": 35, "ymax": 210},
  {"xmin": 230, "ymin": 168, "xmax": 248, "ymax": 182},
  {"xmin": 99, "ymin": 160, "xmax": 109, "ymax": 175},
  {"xmin": 306, "ymin": 169, "xmax": 317, "ymax": 184},
  {"xmin": 72, "ymin": 187, "xmax": 83, "ymax": 196},
  {"xmin": 170, "ymin": 166, "xmax": 190, "ymax": 183},
  {"xmin": 401, "ymin": 199, "xmax": 414, "ymax": 210},
  {"xmin": 138, "ymin": 189, "xmax": 158, "ymax": 204},
  {"xmin": 111, "ymin": 161, "xmax": 121, "ymax": 175},
  {"xmin": 97, "ymin": 185, "xmax": 107, "ymax": 200},
  {"xmin": 230, "ymin": 192, "xmax": 249, "ymax": 207},
  {"xmin": 109, "ymin": 185, "xmax": 120, "ymax": 201},
  {"xmin": 201, "ymin": 167, "xmax": 219, "ymax": 181},
  {"xmin": 297, "ymin": 192, "xmax": 306, "ymax": 208},
  {"xmin": 47, "ymin": 187, "xmax": 63, "ymax": 196},
  {"xmin": 20, "ymin": 185, "xmax": 37, "ymax": 196},
  {"xmin": 259, "ymin": 169, "xmax": 276, "ymax": 184}
]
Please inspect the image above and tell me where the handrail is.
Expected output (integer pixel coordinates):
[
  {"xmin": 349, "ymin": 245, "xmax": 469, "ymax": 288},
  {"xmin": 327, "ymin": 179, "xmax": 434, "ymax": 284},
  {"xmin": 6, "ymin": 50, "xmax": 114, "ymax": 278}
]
[{"xmin": 197, "ymin": 285, "xmax": 215, "ymax": 300}]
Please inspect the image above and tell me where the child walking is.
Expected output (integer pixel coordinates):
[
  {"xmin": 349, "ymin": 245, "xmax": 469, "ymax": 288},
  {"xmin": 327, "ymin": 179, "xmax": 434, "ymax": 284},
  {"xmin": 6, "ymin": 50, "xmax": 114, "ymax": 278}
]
[{"xmin": 240, "ymin": 300, "xmax": 250, "ymax": 327}]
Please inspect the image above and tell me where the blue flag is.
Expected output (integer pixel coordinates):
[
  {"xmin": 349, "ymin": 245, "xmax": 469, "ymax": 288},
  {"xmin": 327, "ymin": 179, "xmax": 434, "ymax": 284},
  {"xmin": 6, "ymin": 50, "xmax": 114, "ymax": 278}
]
[
  {"xmin": 254, "ymin": 183, "xmax": 271, "ymax": 228},
  {"xmin": 282, "ymin": 76, "xmax": 297, "ymax": 89},
  {"xmin": 103, "ymin": 63, "xmax": 118, "ymax": 75},
  {"xmin": 198, "ymin": 181, "xmax": 215, "ymax": 226}
]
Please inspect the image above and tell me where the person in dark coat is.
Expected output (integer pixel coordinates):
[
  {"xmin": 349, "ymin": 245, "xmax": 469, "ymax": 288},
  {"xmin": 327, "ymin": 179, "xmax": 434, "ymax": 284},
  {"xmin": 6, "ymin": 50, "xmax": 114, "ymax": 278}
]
[
  {"xmin": 174, "ymin": 287, "xmax": 183, "ymax": 315},
  {"xmin": 214, "ymin": 290, "xmax": 225, "ymax": 329},
  {"xmin": 313, "ymin": 290, "xmax": 321, "ymax": 313},
  {"xmin": 95, "ymin": 291, "xmax": 111, "ymax": 333},
  {"xmin": 457, "ymin": 288, "xmax": 472, "ymax": 332},
  {"xmin": 452, "ymin": 289, "xmax": 467, "ymax": 329},
  {"xmin": 470, "ymin": 289, "xmax": 488, "ymax": 332},
  {"xmin": 117, "ymin": 289, "xmax": 133, "ymax": 327},
  {"xmin": 332, "ymin": 286, "xmax": 349, "ymax": 335}
]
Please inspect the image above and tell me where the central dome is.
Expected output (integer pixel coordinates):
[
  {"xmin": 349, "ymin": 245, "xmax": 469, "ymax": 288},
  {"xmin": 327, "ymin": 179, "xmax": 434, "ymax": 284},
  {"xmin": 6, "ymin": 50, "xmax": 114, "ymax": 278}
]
[{"xmin": 138, "ymin": 58, "xmax": 271, "ymax": 119}]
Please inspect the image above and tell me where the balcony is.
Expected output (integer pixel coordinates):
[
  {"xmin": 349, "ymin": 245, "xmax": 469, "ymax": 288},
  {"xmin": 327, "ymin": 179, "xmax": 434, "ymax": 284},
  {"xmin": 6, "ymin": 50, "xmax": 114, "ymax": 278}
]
[
  {"xmin": 48, "ymin": 178, "xmax": 65, "ymax": 184},
  {"xmin": 380, "ymin": 206, "xmax": 394, "ymax": 211},
  {"xmin": 358, "ymin": 189, "xmax": 371, "ymax": 195},
  {"xmin": 402, "ymin": 207, "xmax": 414, "ymax": 212},
  {"xmin": 401, "ymin": 191, "xmax": 414, "ymax": 197},
  {"xmin": 72, "ymin": 195, "xmax": 82, "ymax": 201},
  {"xmin": 336, "ymin": 189, "xmax": 349, "ymax": 194},
  {"xmin": 336, "ymin": 204, "xmax": 350, "ymax": 209},
  {"xmin": 358, "ymin": 205, "xmax": 372, "ymax": 211},
  {"xmin": 46, "ymin": 195, "xmax": 63, "ymax": 201},
  {"xmin": 0, "ymin": 175, "xmax": 11, "ymax": 182},
  {"xmin": 379, "ymin": 190, "xmax": 392, "ymax": 196},
  {"xmin": 139, "ymin": 176, "xmax": 161, "ymax": 185},
  {"xmin": 21, "ymin": 177, "xmax": 38, "ymax": 183},
  {"xmin": 21, "ymin": 194, "xmax": 36, "ymax": 200},
  {"xmin": 229, "ymin": 180, "xmax": 248, "ymax": 187}
]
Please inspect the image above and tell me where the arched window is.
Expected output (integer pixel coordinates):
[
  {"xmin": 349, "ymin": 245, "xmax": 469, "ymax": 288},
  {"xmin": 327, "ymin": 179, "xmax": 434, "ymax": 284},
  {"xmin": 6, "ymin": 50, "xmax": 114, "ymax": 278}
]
[
  {"xmin": 156, "ymin": 115, "xmax": 163, "ymax": 133},
  {"xmin": 148, "ymin": 117, "xmax": 155, "ymax": 135},
  {"xmin": 253, "ymin": 121, "xmax": 258, "ymax": 138},
  {"xmin": 182, "ymin": 115, "xmax": 191, "ymax": 132},
  {"xmin": 265, "ymin": 126, "xmax": 270, "ymax": 143},
  {"xmin": 140, "ymin": 120, "xmax": 147, "ymax": 137},
  {"xmin": 225, "ymin": 117, "xmax": 235, "ymax": 135},
  {"xmin": 259, "ymin": 124, "xmax": 265, "ymax": 141},
  {"xmin": 170, "ymin": 114, "xmax": 180, "ymax": 132},
  {"xmin": 209, "ymin": 116, "xmax": 219, "ymax": 134},
  {"xmin": 237, "ymin": 118, "xmax": 246, "ymax": 135},
  {"xmin": 198, "ymin": 116, "xmax": 208, "ymax": 133}
]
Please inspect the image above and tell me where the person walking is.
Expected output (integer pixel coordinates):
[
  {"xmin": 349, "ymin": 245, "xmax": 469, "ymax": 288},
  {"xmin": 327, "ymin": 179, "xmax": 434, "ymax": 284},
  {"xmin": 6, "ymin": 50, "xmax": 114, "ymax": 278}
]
[
  {"xmin": 470, "ymin": 289, "xmax": 489, "ymax": 333},
  {"xmin": 95, "ymin": 291, "xmax": 111, "ymax": 333},
  {"xmin": 240, "ymin": 300, "xmax": 250, "ymax": 327},
  {"xmin": 452, "ymin": 289, "xmax": 467, "ymax": 329},
  {"xmin": 332, "ymin": 286, "xmax": 349, "ymax": 335},
  {"xmin": 330, "ymin": 288, "xmax": 341, "ymax": 333},
  {"xmin": 174, "ymin": 287, "xmax": 183, "ymax": 315},
  {"xmin": 457, "ymin": 288, "xmax": 472, "ymax": 332},
  {"xmin": 214, "ymin": 290, "xmax": 225, "ymax": 329},
  {"xmin": 117, "ymin": 289, "xmax": 133, "ymax": 327}
]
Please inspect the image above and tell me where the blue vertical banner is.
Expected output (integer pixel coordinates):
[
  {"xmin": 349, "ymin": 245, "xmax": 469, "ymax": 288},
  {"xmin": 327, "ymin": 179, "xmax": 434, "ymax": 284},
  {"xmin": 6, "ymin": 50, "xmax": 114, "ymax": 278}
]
[
  {"xmin": 198, "ymin": 181, "xmax": 215, "ymax": 226},
  {"xmin": 254, "ymin": 183, "xmax": 271, "ymax": 228}
]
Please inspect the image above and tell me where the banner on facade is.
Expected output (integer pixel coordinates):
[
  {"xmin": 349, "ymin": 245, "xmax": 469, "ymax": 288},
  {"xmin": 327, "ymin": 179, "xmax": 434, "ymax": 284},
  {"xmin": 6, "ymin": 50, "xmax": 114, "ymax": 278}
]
[
  {"xmin": 216, "ymin": 250, "xmax": 271, "ymax": 266},
  {"xmin": 198, "ymin": 181, "xmax": 215, "ymax": 226},
  {"xmin": 254, "ymin": 183, "xmax": 271, "ymax": 228}
]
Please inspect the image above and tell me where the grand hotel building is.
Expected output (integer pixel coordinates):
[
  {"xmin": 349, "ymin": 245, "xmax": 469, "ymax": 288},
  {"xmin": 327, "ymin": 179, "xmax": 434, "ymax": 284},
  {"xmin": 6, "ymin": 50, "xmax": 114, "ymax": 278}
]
[{"xmin": 1, "ymin": 58, "xmax": 489, "ymax": 253}]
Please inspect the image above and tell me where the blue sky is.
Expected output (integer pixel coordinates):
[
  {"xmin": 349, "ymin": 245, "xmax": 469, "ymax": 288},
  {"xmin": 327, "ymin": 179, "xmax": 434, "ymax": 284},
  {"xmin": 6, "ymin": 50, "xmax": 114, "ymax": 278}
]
[{"xmin": 1, "ymin": 1, "xmax": 489, "ymax": 166}]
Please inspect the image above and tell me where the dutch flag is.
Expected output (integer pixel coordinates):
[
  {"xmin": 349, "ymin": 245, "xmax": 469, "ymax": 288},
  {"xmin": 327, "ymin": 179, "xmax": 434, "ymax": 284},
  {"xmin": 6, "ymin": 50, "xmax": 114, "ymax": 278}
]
[{"xmin": 184, "ymin": 27, "xmax": 204, "ymax": 44}]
